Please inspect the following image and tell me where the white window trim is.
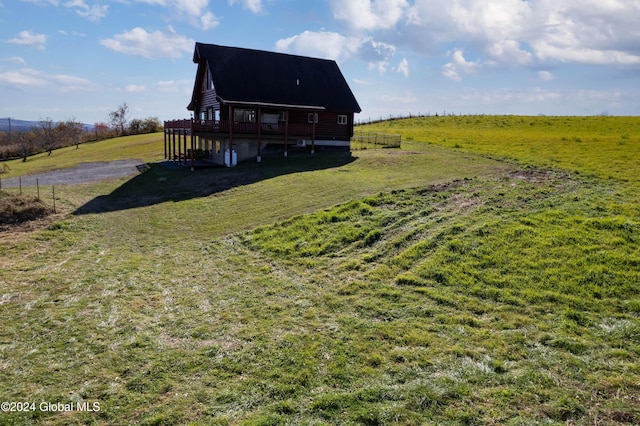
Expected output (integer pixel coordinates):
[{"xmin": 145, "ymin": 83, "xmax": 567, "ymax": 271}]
[
  {"xmin": 307, "ymin": 113, "xmax": 318, "ymax": 124},
  {"xmin": 337, "ymin": 115, "xmax": 348, "ymax": 125}
]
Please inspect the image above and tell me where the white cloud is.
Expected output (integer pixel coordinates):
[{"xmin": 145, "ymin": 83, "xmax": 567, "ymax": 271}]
[
  {"xmin": 174, "ymin": 0, "xmax": 219, "ymax": 29},
  {"xmin": 6, "ymin": 31, "xmax": 47, "ymax": 49},
  {"xmin": 275, "ymin": 31, "xmax": 397, "ymax": 74},
  {"xmin": 487, "ymin": 39, "xmax": 532, "ymax": 65},
  {"xmin": 360, "ymin": 39, "xmax": 396, "ymax": 74},
  {"xmin": 403, "ymin": 0, "xmax": 532, "ymax": 49},
  {"xmin": 174, "ymin": 0, "xmax": 208, "ymax": 16},
  {"xmin": 449, "ymin": 0, "xmax": 532, "ymax": 41},
  {"xmin": 395, "ymin": 58, "xmax": 409, "ymax": 77},
  {"xmin": 538, "ymin": 71, "xmax": 554, "ymax": 81},
  {"xmin": 135, "ymin": 0, "xmax": 166, "ymax": 5},
  {"xmin": 441, "ymin": 63, "xmax": 461, "ymax": 82},
  {"xmin": 200, "ymin": 11, "xmax": 219, "ymax": 30},
  {"xmin": 331, "ymin": 0, "xmax": 409, "ymax": 30},
  {"xmin": 442, "ymin": 49, "xmax": 492, "ymax": 81},
  {"xmin": 532, "ymin": 42, "xmax": 640, "ymax": 65},
  {"xmin": 401, "ymin": 0, "xmax": 640, "ymax": 70},
  {"xmin": 64, "ymin": 0, "xmax": 108, "ymax": 21},
  {"xmin": 229, "ymin": 0, "xmax": 264, "ymax": 14},
  {"xmin": 0, "ymin": 65, "xmax": 97, "ymax": 94},
  {"xmin": 77, "ymin": 3, "xmax": 108, "ymax": 21},
  {"xmin": 52, "ymin": 74, "xmax": 94, "ymax": 91},
  {"xmin": 125, "ymin": 84, "xmax": 146, "ymax": 93},
  {"xmin": 18, "ymin": 0, "xmax": 60, "ymax": 5},
  {"xmin": 133, "ymin": 0, "xmax": 219, "ymax": 29},
  {"xmin": 275, "ymin": 31, "xmax": 360, "ymax": 62},
  {"xmin": 0, "ymin": 68, "xmax": 46, "ymax": 87},
  {"xmin": 1, "ymin": 56, "xmax": 27, "ymax": 65},
  {"xmin": 157, "ymin": 80, "xmax": 177, "ymax": 92},
  {"xmin": 100, "ymin": 27, "xmax": 194, "ymax": 59},
  {"xmin": 156, "ymin": 79, "xmax": 192, "ymax": 96},
  {"xmin": 526, "ymin": 1, "xmax": 640, "ymax": 65}
]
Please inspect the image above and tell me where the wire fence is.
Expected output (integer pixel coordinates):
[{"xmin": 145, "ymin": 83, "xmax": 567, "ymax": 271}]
[
  {"xmin": 351, "ymin": 132, "xmax": 402, "ymax": 150},
  {"xmin": 0, "ymin": 175, "xmax": 57, "ymax": 213},
  {"xmin": 354, "ymin": 111, "xmax": 485, "ymax": 126}
]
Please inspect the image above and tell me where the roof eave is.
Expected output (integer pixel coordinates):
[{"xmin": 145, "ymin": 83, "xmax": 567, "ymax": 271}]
[{"xmin": 217, "ymin": 97, "xmax": 326, "ymax": 111}]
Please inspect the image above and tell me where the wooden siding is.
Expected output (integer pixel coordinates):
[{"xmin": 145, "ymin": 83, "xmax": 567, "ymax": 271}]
[
  {"xmin": 288, "ymin": 110, "xmax": 353, "ymax": 140},
  {"xmin": 193, "ymin": 64, "xmax": 220, "ymax": 118},
  {"xmin": 200, "ymin": 90, "xmax": 219, "ymax": 113}
]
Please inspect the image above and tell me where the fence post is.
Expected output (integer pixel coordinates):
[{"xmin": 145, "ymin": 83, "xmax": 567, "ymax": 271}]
[
  {"xmin": 36, "ymin": 178, "xmax": 40, "ymax": 200},
  {"xmin": 52, "ymin": 186, "xmax": 56, "ymax": 213},
  {"xmin": 19, "ymin": 176, "xmax": 22, "ymax": 195}
]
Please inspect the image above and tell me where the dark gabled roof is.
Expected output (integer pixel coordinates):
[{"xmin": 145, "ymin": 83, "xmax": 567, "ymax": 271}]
[{"xmin": 189, "ymin": 43, "xmax": 361, "ymax": 113}]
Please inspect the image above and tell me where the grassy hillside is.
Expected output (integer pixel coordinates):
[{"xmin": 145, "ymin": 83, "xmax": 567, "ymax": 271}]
[
  {"xmin": 241, "ymin": 171, "xmax": 639, "ymax": 424},
  {"xmin": 360, "ymin": 115, "xmax": 640, "ymax": 185},
  {"xmin": 0, "ymin": 117, "xmax": 638, "ymax": 425},
  {"xmin": 1, "ymin": 132, "xmax": 165, "ymax": 177}
]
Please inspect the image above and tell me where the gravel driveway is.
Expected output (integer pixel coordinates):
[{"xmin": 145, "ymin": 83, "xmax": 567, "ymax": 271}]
[{"xmin": 0, "ymin": 160, "xmax": 146, "ymax": 188}]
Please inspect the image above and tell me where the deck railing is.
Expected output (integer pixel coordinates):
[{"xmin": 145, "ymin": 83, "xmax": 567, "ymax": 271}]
[
  {"xmin": 164, "ymin": 119, "xmax": 314, "ymax": 136},
  {"xmin": 164, "ymin": 119, "xmax": 193, "ymax": 130}
]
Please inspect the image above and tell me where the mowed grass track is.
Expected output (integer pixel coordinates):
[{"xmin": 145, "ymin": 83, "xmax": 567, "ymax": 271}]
[{"xmin": 0, "ymin": 116, "xmax": 639, "ymax": 425}]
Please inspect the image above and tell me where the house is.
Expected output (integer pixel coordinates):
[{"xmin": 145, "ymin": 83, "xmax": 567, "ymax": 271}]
[{"xmin": 164, "ymin": 42, "xmax": 361, "ymax": 167}]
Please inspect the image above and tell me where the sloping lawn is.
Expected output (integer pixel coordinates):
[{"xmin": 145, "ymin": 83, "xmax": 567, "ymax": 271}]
[{"xmin": 0, "ymin": 116, "xmax": 638, "ymax": 424}]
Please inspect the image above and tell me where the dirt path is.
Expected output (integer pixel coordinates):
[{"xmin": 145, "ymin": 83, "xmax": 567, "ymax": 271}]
[{"xmin": 0, "ymin": 160, "xmax": 145, "ymax": 188}]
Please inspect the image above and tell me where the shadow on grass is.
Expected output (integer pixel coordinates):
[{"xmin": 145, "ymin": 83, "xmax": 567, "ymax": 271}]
[{"xmin": 73, "ymin": 152, "xmax": 356, "ymax": 215}]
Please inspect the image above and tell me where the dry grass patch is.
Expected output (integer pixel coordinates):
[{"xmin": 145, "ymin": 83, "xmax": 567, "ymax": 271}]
[{"xmin": 0, "ymin": 191, "xmax": 58, "ymax": 235}]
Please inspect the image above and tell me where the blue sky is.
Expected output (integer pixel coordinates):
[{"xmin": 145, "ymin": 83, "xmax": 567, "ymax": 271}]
[{"xmin": 1, "ymin": 0, "xmax": 639, "ymax": 124}]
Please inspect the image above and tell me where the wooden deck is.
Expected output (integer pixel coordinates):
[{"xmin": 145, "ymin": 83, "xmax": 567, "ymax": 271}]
[
  {"xmin": 163, "ymin": 118, "xmax": 319, "ymax": 168},
  {"xmin": 164, "ymin": 119, "xmax": 314, "ymax": 137}
]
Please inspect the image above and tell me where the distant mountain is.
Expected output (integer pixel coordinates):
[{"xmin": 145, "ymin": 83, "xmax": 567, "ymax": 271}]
[
  {"xmin": 0, "ymin": 118, "xmax": 38, "ymax": 132},
  {"xmin": 0, "ymin": 118, "xmax": 95, "ymax": 132}
]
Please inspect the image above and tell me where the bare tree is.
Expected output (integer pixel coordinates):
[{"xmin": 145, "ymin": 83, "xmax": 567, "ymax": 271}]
[
  {"xmin": 57, "ymin": 118, "xmax": 84, "ymax": 149},
  {"xmin": 93, "ymin": 122, "xmax": 112, "ymax": 140},
  {"xmin": 37, "ymin": 117, "xmax": 56, "ymax": 156},
  {"xmin": 109, "ymin": 102, "xmax": 129, "ymax": 136},
  {"xmin": 17, "ymin": 131, "xmax": 35, "ymax": 162}
]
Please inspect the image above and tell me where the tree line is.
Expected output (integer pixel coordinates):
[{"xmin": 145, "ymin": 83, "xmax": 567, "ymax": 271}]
[{"xmin": 0, "ymin": 103, "xmax": 162, "ymax": 161}]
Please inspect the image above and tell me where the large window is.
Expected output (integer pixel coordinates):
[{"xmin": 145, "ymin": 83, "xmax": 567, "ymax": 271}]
[
  {"xmin": 234, "ymin": 109, "xmax": 256, "ymax": 123},
  {"xmin": 261, "ymin": 113, "xmax": 280, "ymax": 130},
  {"xmin": 204, "ymin": 69, "xmax": 214, "ymax": 92}
]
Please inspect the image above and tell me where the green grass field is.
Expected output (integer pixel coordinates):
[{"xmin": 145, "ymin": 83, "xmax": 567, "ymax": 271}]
[
  {"xmin": 363, "ymin": 115, "xmax": 640, "ymax": 185},
  {"xmin": 0, "ymin": 116, "xmax": 638, "ymax": 425},
  {"xmin": 1, "ymin": 132, "xmax": 165, "ymax": 177}
]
